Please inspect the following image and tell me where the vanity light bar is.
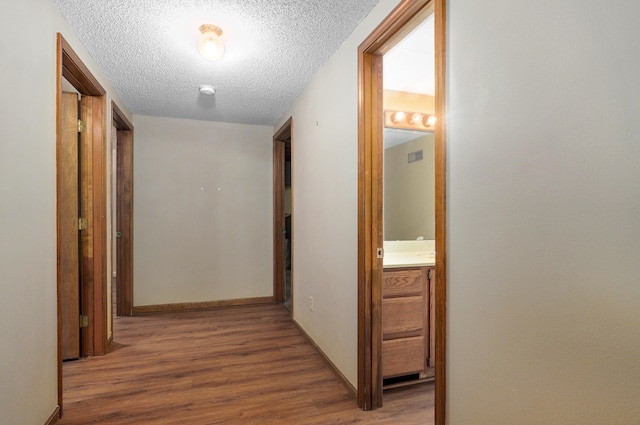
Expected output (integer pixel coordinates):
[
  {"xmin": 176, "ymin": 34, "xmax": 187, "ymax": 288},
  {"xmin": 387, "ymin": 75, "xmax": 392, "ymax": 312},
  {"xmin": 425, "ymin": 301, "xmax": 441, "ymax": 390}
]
[{"xmin": 386, "ymin": 110, "xmax": 436, "ymax": 131}]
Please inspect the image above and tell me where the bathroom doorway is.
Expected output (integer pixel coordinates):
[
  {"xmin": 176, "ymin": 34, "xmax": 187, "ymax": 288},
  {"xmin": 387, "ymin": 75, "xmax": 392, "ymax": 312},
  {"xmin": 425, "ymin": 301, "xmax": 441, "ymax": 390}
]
[{"xmin": 357, "ymin": 0, "xmax": 446, "ymax": 422}]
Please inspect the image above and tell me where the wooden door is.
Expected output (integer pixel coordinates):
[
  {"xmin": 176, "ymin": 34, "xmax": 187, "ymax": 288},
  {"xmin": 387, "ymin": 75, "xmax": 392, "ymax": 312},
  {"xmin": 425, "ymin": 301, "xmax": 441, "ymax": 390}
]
[
  {"xmin": 115, "ymin": 126, "xmax": 134, "ymax": 316},
  {"xmin": 59, "ymin": 91, "xmax": 81, "ymax": 360}
]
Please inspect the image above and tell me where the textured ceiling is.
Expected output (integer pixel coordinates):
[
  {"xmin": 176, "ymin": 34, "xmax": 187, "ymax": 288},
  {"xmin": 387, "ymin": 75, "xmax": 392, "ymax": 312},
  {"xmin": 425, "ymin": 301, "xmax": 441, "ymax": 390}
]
[{"xmin": 52, "ymin": 0, "xmax": 381, "ymax": 125}]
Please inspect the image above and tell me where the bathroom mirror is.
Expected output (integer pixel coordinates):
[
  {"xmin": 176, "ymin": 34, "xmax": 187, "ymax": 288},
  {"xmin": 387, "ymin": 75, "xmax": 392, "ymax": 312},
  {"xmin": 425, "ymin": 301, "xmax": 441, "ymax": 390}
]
[
  {"xmin": 382, "ymin": 13, "xmax": 435, "ymax": 242},
  {"xmin": 383, "ymin": 127, "xmax": 435, "ymax": 241}
]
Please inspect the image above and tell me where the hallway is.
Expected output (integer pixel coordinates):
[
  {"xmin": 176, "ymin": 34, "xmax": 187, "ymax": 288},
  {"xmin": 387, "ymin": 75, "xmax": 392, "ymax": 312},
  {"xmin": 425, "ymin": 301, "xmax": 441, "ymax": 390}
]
[{"xmin": 58, "ymin": 304, "xmax": 434, "ymax": 424}]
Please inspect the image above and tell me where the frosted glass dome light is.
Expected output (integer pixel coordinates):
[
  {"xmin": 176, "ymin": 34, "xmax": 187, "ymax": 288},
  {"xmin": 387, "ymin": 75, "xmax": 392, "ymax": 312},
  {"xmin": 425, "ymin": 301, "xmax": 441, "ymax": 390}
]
[{"xmin": 198, "ymin": 24, "xmax": 225, "ymax": 61}]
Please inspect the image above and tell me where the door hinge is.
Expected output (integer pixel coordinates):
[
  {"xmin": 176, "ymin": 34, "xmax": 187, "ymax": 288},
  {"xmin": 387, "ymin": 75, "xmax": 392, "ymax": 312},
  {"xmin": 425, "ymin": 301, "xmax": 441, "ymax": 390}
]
[
  {"xmin": 79, "ymin": 315, "xmax": 88, "ymax": 328},
  {"xmin": 78, "ymin": 217, "xmax": 88, "ymax": 230},
  {"xmin": 77, "ymin": 119, "xmax": 87, "ymax": 133}
]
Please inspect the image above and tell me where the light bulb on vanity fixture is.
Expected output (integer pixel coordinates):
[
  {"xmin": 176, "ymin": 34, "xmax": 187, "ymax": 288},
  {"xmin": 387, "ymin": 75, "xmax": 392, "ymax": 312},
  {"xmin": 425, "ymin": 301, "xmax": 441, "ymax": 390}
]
[
  {"xmin": 198, "ymin": 24, "xmax": 225, "ymax": 61},
  {"xmin": 423, "ymin": 114, "xmax": 437, "ymax": 128},
  {"xmin": 410, "ymin": 112, "xmax": 423, "ymax": 125},
  {"xmin": 391, "ymin": 111, "xmax": 406, "ymax": 123}
]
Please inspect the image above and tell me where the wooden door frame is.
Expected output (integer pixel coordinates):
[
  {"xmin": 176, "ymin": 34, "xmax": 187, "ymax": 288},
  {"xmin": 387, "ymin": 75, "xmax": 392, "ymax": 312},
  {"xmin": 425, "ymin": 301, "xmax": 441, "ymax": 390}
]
[
  {"xmin": 56, "ymin": 33, "xmax": 108, "ymax": 415},
  {"xmin": 273, "ymin": 117, "xmax": 293, "ymax": 312},
  {"xmin": 357, "ymin": 0, "xmax": 447, "ymax": 422},
  {"xmin": 112, "ymin": 101, "xmax": 134, "ymax": 317}
]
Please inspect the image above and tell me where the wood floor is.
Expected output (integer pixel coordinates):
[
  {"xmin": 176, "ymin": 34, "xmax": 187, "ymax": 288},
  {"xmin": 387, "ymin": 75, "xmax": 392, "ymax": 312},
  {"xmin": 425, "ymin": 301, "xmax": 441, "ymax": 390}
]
[{"xmin": 58, "ymin": 304, "xmax": 433, "ymax": 425}]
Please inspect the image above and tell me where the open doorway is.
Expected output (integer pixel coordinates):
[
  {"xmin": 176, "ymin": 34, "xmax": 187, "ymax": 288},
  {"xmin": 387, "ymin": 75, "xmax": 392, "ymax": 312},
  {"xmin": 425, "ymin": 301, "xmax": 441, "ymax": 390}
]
[
  {"xmin": 111, "ymin": 101, "xmax": 134, "ymax": 319},
  {"xmin": 56, "ymin": 33, "xmax": 110, "ymax": 415},
  {"xmin": 273, "ymin": 118, "xmax": 294, "ymax": 313},
  {"xmin": 357, "ymin": 0, "xmax": 446, "ymax": 423},
  {"xmin": 381, "ymin": 5, "xmax": 435, "ymax": 390}
]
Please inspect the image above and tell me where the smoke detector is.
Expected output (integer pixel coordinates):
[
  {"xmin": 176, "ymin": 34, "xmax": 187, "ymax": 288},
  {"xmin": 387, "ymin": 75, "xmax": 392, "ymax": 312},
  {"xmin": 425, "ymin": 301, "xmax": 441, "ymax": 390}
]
[{"xmin": 199, "ymin": 85, "xmax": 216, "ymax": 96}]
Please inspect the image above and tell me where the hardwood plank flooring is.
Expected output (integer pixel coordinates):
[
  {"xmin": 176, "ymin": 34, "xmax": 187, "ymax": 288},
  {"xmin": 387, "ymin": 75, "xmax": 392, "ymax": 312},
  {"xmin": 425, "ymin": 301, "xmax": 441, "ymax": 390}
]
[{"xmin": 59, "ymin": 304, "xmax": 433, "ymax": 424}]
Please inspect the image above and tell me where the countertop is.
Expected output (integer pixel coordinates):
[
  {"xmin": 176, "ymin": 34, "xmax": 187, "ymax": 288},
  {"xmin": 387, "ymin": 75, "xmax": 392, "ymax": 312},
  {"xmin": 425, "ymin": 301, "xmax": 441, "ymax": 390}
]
[
  {"xmin": 383, "ymin": 240, "xmax": 435, "ymax": 268},
  {"xmin": 383, "ymin": 252, "xmax": 435, "ymax": 268}
]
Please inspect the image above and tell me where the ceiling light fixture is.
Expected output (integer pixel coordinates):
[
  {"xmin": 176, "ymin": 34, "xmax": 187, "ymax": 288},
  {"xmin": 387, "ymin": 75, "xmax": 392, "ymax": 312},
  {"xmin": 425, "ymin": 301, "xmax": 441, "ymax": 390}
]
[{"xmin": 198, "ymin": 24, "xmax": 225, "ymax": 61}]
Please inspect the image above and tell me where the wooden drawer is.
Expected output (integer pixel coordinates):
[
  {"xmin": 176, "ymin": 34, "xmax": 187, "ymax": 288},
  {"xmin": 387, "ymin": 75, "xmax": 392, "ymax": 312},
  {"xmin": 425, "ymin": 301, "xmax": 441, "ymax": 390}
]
[
  {"xmin": 382, "ymin": 296, "xmax": 424, "ymax": 339},
  {"xmin": 382, "ymin": 336, "xmax": 425, "ymax": 378},
  {"xmin": 383, "ymin": 268, "xmax": 424, "ymax": 298}
]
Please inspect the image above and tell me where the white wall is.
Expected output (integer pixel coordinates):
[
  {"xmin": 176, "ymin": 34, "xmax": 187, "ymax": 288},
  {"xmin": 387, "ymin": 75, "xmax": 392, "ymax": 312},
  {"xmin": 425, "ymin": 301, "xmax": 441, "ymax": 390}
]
[
  {"xmin": 275, "ymin": 0, "xmax": 403, "ymax": 386},
  {"xmin": 0, "ymin": 0, "xmax": 131, "ymax": 423},
  {"xmin": 133, "ymin": 115, "xmax": 273, "ymax": 306},
  {"xmin": 447, "ymin": 0, "xmax": 640, "ymax": 423}
]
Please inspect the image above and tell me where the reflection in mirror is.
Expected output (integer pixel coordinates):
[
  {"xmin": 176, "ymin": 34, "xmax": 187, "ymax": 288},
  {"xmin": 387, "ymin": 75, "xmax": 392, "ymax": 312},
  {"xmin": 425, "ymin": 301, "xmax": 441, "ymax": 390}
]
[
  {"xmin": 383, "ymin": 127, "xmax": 435, "ymax": 240},
  {"xmin": 383, "ymin": 14, "xmax": 435, "ymax": 242}
]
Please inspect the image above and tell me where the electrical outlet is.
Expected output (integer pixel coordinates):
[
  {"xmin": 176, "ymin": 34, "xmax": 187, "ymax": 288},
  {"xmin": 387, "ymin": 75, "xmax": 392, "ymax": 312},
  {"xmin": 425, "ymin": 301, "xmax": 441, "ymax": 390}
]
[{"xmin": 309, "ymin": 296, "xmax": 314, "ymax": 312}]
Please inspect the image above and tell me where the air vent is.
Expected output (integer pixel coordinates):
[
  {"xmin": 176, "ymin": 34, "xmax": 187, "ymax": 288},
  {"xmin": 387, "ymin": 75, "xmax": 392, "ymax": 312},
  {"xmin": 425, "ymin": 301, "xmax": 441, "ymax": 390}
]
[{"xmin": 408, "ymin": 150, "xmax": 423, "ymax": 163}]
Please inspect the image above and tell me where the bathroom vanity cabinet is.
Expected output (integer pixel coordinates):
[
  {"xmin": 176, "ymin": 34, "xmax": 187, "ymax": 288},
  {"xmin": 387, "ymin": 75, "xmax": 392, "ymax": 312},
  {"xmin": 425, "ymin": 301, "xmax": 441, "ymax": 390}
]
[{"xmin": 382, "ymin": 266, "xmax": 435, "ymax": 383}]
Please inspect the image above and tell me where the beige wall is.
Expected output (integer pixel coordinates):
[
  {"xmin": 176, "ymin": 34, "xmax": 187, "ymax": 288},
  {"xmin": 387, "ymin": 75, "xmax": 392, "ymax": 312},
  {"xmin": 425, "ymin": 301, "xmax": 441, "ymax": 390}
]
[
  {"xmin": 133, "ymin": 115, "xmax": 273, "ymax": 306},
  {"xmin": 0, "ymin": 0, "xmax": 131, "ymax": 423},
  {"xmin": 447, "ymin": 0, "xmax": 640, "ymax": 423},
  {"xmin": 384, "ymin": 134, "xmax": 436, "ymax": 240},
  {"xmin": 275, "ymin": 0, "xmax": 404, "ymax": 386},
  {"xmin": 384, "ymin": 90, "xmax": 435, "ymax": 114},
  {"xmin": 280, "ymin": 0, "xmax": 640, "ymax": 422}
]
